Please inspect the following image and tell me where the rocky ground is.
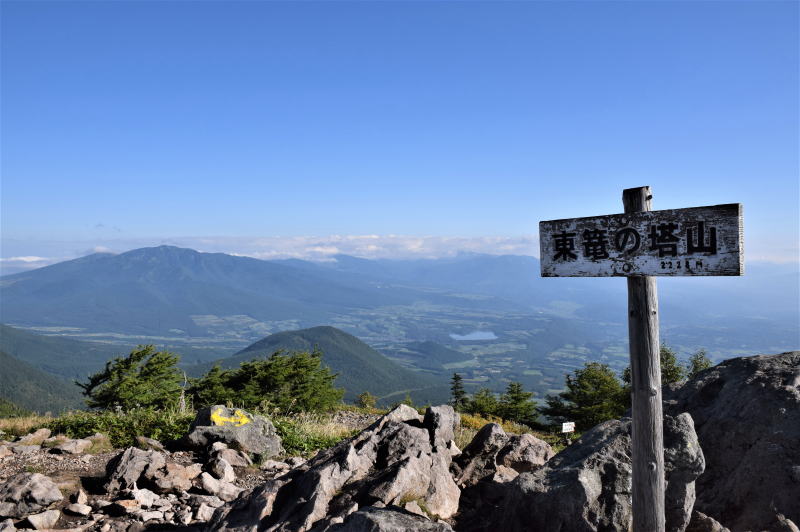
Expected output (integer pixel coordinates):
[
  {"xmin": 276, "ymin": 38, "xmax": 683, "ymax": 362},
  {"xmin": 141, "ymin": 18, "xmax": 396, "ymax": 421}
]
[{"xmin": 1, "ymin": 351, "xmax": 798, "ymax": 532}]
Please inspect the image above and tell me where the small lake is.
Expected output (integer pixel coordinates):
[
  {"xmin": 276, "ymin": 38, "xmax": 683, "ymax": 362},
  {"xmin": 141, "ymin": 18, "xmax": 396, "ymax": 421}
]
[{"xmin": 449, "ymin": 330, "xmax": 498, "ymax": 341}]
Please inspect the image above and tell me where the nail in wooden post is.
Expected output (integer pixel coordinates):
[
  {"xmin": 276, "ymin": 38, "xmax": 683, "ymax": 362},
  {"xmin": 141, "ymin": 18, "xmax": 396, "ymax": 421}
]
[{"xmin": 623, "ymin": 186, "xmax": 665, "ymax": 532}]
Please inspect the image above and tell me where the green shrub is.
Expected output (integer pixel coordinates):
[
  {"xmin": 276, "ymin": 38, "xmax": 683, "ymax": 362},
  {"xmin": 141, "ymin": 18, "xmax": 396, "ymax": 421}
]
[
  {"xmin": 77, "ymin": 345, "xmax": 183, "ymax": 410},
  {"xmin": 188, "ymin": 349, "xmax": 344, "ymax": 413},
  {"xmin": 543, "ymin": 361, "xmax": 627, "ymax": 431},
  {"xmin": 48, "ymin": 408, "xmax": 194, "ymax": 448}
]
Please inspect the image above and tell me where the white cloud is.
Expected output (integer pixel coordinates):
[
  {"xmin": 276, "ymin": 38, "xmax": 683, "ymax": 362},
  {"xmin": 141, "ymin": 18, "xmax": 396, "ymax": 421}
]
[
  {"xmin": 0, "ymin": 256, "xmax": 49, "ymax": 263},
  {"xmin": 178, "ymin": 235, "xmax": 539, "ymax": 261}
]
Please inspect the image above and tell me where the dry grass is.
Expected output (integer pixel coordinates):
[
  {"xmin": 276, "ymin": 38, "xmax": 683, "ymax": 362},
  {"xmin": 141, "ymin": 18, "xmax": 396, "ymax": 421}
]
[
  {"xmin": 455, "ymin": 413, "xmax": 570, "ymax": 453},
  {"xmin": 0, "ymin": 415, "xmax": 52, "ymax": 439},
  {"xmin": 277, "ymin": 411, "xmax": 357, "ymax": 442}
]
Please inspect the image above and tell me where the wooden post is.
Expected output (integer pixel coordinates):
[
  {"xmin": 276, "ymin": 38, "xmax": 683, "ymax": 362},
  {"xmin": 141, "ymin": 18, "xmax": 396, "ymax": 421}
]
[{"xmin": 623, "ymin": 186, "xmax": 665, "ymax": 532}]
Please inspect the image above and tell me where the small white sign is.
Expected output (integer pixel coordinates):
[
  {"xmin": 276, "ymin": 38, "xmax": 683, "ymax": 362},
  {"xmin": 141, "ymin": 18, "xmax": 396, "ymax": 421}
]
[{"xmin": 562, "ymin": 422, "xmax": 575, "ymax": 433}]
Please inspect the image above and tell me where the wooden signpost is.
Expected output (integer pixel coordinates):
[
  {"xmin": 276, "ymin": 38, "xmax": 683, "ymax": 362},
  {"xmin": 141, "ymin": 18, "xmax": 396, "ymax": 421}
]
[{"xmin": 539, "ymin": 187, "xmax": 743, "ymax": 532}]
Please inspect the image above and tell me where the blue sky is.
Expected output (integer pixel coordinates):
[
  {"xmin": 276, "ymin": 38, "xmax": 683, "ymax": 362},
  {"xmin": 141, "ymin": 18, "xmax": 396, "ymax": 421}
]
[{"xmin": 1, "ymin": 1, "xmax": 798, "ymax": 270}]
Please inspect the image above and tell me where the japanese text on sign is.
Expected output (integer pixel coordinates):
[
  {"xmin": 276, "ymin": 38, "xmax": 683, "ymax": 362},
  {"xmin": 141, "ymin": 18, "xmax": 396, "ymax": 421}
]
[{"xmin": 539, "ymin": 204, "xmax": 743, "ymax": 277}]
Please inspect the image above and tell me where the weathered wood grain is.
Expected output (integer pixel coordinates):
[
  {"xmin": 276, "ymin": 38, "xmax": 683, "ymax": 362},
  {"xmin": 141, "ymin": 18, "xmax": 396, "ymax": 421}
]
[
  {"xmin": 624, "ymin": 187, "xmax": 666, "ymax": 532},
  {"xmin": 539, "ymin": 203, "xmax": 743, "ymax": 277}
]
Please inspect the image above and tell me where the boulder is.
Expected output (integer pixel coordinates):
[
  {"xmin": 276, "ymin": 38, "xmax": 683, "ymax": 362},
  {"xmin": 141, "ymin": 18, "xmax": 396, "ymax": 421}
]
[
  {"xmin": 16, "ymin": 429, "xmax": 51, "ymax": 446},
  {"xmin": 0, "ymin": 519, "xmax": 15, "ymax": 532},
  {"xmin": 458, "ymin": 414, "xmax": 704, "ymax": 532},
  {"xmin": 185, "ymin": 405, "xmax": 283, "ymax": 458},
  {"xmin": 135, "ymin": 436, "xmax": 165, "ymax": 452},
  {"xmin": 424, "ymin": 406, "xmax": 460, "ymax": 445},
  {"xmin": 71, "ymin": 489, "xmax": 88, "ymax": 505},
  {"xmin": 664, "ymin": 413, "xmax": 705, "ymax": 532},
  {"xmin": 65, "ymin": 503, "xmax": 92, "ymax": 517},
  {"xmin": 198, "ymin": 472, "xmax": 243, "ymax": 502},
  {"xmin": 496, "ymin": 433, "xmax": 555, "ymax": 473},
  {"xmin": 209, "ymin": 457, "xmax": 236, "ymax": 483},
  {"xmin": 53, "ymin": 438, "xmax": 92, "ymax": 455},
  {"xmin": 129, "ymin": 488, "xmax": 159, "ymax": 508},
  {"xmin": 148, "ymin": 462, "xmax": 203, "ymax": 493},
  {"xmin": 328, "ymin": 506, "xmax": 454, "ymax": 531},
  {"xmin": 196, "ymin": 503, "xmax": 216, "ymax": 522},
  {"xmin": 686, "ymin": 512, "xmax": 731, "ymax": 532},
  {"xmin": 663, "ymin": 352, "xmax": 800, "ymax": 532},
  {"xmin": 104, "ymin": 447, "xmax": 202, "ymax": 494},
  {"xmin": 216, "ymin": 448, "xmax": 253, "ymax": 468},
  {"xmin": 24, "ymin": 509, "xmax": 60, "ymax": 530},
  {"xmin": 450, "ymin": 423, "xmax": 510, "ymax": 488},
  {"xmin": 0, "ymin": 473, "xmax": 64, "ymax": 519},
  {"xmin": 209, "ymin": 404, "xmax": 462, "ymax": 531},
  {"xmin": 104, "ymin": 447, "xmax": 166, "ymax": 493},
  {"xmin": 0, "ymin": 445, "xmax": 11, "ymax": 459},
  {"xmin": 11, "ymin": 445, "xmax": 39, "ymax": 455}
]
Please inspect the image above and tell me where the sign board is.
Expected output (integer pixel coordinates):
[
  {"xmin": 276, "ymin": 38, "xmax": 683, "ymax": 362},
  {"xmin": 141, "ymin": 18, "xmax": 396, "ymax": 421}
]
[
  {"xmin": 539, "ymin": 203, "xmax": 743, "ymax": 277},
  {"xmin": 561, "ymin": 421, "xmax": 575, "ymax": 433}
]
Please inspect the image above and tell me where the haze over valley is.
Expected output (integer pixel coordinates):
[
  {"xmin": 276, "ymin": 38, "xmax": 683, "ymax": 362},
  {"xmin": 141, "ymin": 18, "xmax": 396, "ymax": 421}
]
[{"xmin": 2, "ymin": 245, "xmax": 796, "ymax": 404}]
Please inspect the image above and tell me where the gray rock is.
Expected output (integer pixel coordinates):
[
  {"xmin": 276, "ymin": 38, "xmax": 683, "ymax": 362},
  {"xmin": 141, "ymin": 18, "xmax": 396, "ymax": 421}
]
[
  {"xmin": 148, "ymin": 462, "xmax": 203, "ymax": 493},
  {"xmin": 328, "ymin": 506, "xmax": 454, "ymax": 531},
  {"xmin": 71, "ymin": 489, "xmax": 88, "ymax": 505},
  {"xmin": 53, "ymin": 438, "xmax": 92, "ymax": 455},
  {"xmin": 286, "ymin": 456, "xmax": 306, "ymax": 467},
  {"xmin": 198, "ymin": 472, "xmax": 242, "ymax": 502},
  {"xmin": 0, "ymin": 446, "xmax": 13, "ymax": 460},
  {"xmin": 139, "ymin": 510, "xmax": 163, "ymax": 522},
  {"xmin": 134, "ymin": 436, "xmax": 165, "ymax": 452},
  {"xmin": 664, "ymin": 413, "xmax": 705, "ymax": 532},
  {"xmin": 24, "ymin": 509, "xmax": 60, "ymax": 530},
  {"xmin": 423, "ymin": 406, "xmax": 460, "ymax": 445},
  {"xmin": 186, "ymin": 405, "xmax": 283, "ymax": 458},
  {"xmin": 496, "ymin": 433, "xmax": 555, "ymax": 473},
  {"xmin": 0, "ymin": 473, "xmax": 64, "ymax": 519},
  {"xmin": 686, "ymin": 512, "xmax": 731, "ymax": 532},
  {"xmin": 215, "ymin": 448, "xmax": 253, "ymax": 468},
  {"xmin": 663, "ymin": 352, "xmax": 800, "ymax": 532},
  {"xmin": 458, "ymin": 414, "xmax": 704, "ymax": 532},
  {"xmin": 195, "ymin": 503, "xmax": 216, "ymax": 522},
  {"xmin": 0, "ymin": 518, "xmax": 15, "ymax": 532},
  {"xmin": 451, "ymin": 423, "xmax": 509, "ymax": 488},
  {"xmin": 188, "ymin": 494, "xmax": 225, "ymax": 509},
  {"xmin": 210, "ymin": 457, "xmax": 236, "ymax": 483},
  {"xmin": 130, "ymin": 488, "xmax": 159, "ymax": 508},
  {"xmin": 104, "ymin": 447, "xmax": 166, "ymax": 493},
  {"xmin": 104, "ymin": 447, "xmax": 202, "ymax": 494},
  {"xmin": 16, "ymin": 429, "xmax": 51, "ymax": 446},
  {"xmin": 209, "ymin": 404, "xmax": 462, "ymax": 531},
  {"xmin": 65, "ymin": 503, "xmax": 92, "ymax": 516},
  {"xmin": 259, "ymin": 459, "xmax": 289, "ymax": 472},
  {"xmin": 10, "ymin": 445, "xmax": 39, "ymax": 455},
  {"xmin": 106, "ymin": 499, "xmax": 139, "ymax": 516}
]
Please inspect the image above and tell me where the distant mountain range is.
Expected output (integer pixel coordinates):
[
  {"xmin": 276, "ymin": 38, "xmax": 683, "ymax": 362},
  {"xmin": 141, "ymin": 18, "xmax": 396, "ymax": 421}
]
[
  {"xmin": 0, "ymin": 246, "xmax": 528, "ymax": 341},
  {"xmin": 0, "ymin": 245, "xmax": 797, "ymax": 408}
]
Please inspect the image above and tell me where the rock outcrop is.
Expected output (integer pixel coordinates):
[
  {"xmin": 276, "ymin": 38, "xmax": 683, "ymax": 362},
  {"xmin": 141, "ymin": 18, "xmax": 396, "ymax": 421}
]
[
  {"xmin": 104, "ymin": 446, "xmax": 203, "ymax": 494},
  {"xmin": 451, "ymin": 423, "xmax": 554, "ymax": 489},
  {"xmin": 186, "ymin": 405, "xmax": 284, "ymax": 458},
  {"xmin": 209, "ymin": 404, "xmax": 462, "ymax": 531},
  {"xmin": 664, "ymin": 351, "xmax": 800, "ymax": 532},
  {"xmin": 0, "ymin": 473, "xmax": 63, "ymax": 519},
  {"xmin": 328, "ymin": 506, "xmax": 454, "ymax": 531},
  {"xmin": 457, "ymin": 414, "xmax": 703, "ymax": 532}
]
